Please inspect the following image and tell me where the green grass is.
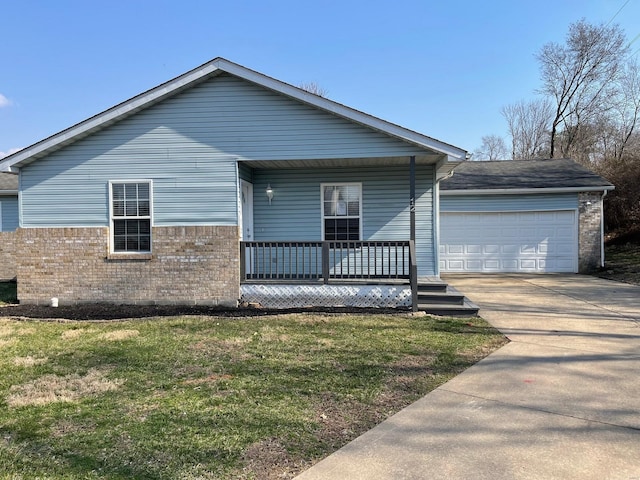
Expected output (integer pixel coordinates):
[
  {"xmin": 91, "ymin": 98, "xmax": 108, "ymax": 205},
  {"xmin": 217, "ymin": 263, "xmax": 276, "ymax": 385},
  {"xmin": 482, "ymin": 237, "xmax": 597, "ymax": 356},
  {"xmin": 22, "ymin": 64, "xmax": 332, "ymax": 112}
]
[{"xmin": 0, "ymin": 313, "xmax": 506, "ymax": 479}]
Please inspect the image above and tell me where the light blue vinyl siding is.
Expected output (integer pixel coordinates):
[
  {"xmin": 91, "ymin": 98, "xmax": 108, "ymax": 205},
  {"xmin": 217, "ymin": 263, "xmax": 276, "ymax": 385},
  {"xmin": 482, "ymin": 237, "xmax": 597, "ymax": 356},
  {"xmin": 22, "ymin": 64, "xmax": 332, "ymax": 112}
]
[
  {"xmin": 0, "ymin": 196, "xmax": 18, "ymax": 232},
  {"xmin": 239, "ymin": 163, "xmax": 253, "ymax": 183},
  {"xmin": 252, "ymin": 165, "xmax": 436, "ymax": 276},
  {"xmin": 440, "ymin": 193, "xmax": 579, "ymax": 212},
  {"xmin": 20, "ymin": 73, "xmax": 435, "ymax": 228}
]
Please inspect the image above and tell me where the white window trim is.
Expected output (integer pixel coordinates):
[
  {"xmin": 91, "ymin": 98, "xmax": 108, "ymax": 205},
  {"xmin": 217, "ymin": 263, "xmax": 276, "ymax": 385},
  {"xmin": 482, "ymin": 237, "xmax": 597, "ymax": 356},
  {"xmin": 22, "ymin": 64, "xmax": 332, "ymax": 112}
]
[
  {"xmin": 320, "ymin": 182, "xmax": 363, "ymax": 241},
  {"xmin": 108, "ymin": 180, "xmax": 154, "ymax": 254}
]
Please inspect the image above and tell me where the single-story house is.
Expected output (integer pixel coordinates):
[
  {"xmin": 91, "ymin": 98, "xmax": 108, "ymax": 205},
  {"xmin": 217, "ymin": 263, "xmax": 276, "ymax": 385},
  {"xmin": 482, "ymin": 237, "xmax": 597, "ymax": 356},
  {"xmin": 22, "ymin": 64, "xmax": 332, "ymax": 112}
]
[
  {"xmin": 0, "ymin": 57, "xmax": 472, "ymax": 313},
  {"xmin": 439, "ymin": 159, "xmax": 614, "ymax": 274},
  {"xmin": 0, "ymin": 58, "xmax": 613, "ymax": 314}
]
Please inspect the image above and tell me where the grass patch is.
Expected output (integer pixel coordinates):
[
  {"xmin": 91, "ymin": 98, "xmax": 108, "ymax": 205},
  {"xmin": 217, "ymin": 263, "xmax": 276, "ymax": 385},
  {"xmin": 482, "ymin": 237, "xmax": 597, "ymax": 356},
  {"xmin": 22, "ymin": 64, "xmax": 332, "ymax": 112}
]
[
  {"xmin": 598, "ymin": 242, "xmax": 640, "ymax": 285},
  {"xmin": 0, "ymin": 313, "xmax": 506, "ymax": 479}
]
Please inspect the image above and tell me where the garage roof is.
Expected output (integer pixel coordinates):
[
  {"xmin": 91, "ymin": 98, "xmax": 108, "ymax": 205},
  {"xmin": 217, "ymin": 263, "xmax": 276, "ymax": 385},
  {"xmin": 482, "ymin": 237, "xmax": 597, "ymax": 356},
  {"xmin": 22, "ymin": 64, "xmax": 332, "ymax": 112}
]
[{"xmin": 442, "ymin": 158, "xmax": 614, "ymax": 193}]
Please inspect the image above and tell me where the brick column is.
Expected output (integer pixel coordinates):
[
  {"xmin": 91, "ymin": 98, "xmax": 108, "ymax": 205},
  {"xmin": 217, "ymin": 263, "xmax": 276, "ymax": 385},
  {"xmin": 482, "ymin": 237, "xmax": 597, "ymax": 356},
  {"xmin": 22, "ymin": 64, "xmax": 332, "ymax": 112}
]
[{"xmin": 578, "ymin": 192, "xmax": 603, "ymax": 273}]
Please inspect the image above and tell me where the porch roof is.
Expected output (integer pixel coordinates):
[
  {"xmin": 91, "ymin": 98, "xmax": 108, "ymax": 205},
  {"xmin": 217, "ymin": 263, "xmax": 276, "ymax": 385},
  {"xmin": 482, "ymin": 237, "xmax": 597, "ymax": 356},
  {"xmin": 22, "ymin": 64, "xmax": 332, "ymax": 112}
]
[{"xmin": 239, "ymin": 155, "xmax": 451, "ymax": 169}]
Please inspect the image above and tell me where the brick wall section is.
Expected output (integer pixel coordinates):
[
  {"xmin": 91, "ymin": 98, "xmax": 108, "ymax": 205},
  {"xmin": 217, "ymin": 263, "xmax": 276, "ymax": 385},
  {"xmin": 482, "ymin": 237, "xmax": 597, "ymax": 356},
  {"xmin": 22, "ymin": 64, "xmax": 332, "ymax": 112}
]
[
  {"xmin": 17, "ymin": 226, "xmax": 240, "ymax": 306},
  {"xmin": 578, "ymin": 192, "xmax": 602, "ymax": 273},
  {"xmin": 0, "ymin": 231, "xmax": 17, "ymax": 280}
]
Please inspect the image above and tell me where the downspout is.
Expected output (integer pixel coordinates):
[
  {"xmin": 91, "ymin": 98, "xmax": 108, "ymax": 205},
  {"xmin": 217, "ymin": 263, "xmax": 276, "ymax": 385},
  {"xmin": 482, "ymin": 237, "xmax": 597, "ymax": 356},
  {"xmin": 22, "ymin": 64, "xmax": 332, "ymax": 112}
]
[
  {"xmin": 600, "ymin": 189, "xmax": 608, "ymax": 268},
  {"xmin": 433, "ymin": 166, "xmax": 457, "ymax": 278},
  {"xmin": 17, "ymin": 170, "xmax": 22, "ymax": 229}
]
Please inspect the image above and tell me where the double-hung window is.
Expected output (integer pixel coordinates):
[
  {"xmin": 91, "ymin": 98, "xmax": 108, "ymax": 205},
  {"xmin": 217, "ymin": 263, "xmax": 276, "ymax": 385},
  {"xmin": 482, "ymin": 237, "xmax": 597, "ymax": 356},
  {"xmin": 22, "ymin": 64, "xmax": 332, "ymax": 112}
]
[
  {"xmin": 322, "ymin": 183, "xmax": 361, "ymax": 241},
  {"xmin": 110, "ymin": 181, "xmax": 152, "ymax": 253}
]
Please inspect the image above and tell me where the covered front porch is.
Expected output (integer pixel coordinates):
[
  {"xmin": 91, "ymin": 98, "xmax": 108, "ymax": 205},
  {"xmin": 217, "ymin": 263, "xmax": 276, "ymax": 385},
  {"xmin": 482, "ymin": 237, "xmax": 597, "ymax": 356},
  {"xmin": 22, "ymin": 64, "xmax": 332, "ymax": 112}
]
[
  {"xmin": 235, "ymin": 155, "xmax": 477, "ymax": 315},
  {"xmin": 238, "ymin": 239, "xmax": 476, "ymax": 315}
]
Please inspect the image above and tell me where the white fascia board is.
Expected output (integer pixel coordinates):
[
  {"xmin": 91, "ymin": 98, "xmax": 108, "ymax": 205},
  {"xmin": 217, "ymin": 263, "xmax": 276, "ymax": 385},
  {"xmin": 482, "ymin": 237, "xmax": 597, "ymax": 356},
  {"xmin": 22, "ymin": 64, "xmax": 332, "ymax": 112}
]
[
  {"xmin": 441, "ymin": 185, "xmax": 615, "ymax": 196},
  {"xmin": 0, "ymin": 57, "xmax": 467, "ymax": 173},
  {"xmin": 435, "ymin": 160, "xmax": 463, "ymax": 180}
]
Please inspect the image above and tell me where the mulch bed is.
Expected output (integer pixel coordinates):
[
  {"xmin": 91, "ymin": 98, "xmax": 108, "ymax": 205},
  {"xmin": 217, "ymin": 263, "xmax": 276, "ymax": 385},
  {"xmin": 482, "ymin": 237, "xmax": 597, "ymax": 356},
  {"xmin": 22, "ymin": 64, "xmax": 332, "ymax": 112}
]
[{"xmin": 0, "ymin": 303, "xmax": 404, "ymax": 322}]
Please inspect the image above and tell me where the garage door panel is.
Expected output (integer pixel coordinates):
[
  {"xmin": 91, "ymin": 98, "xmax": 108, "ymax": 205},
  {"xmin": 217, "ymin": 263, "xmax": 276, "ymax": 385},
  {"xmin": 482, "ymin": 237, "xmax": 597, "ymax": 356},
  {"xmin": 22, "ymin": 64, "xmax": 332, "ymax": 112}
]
[
  {"xmin": 519, "ymin": 244, "xmax": 538, "ymax": 254},
  {"xmin": 441, "ymin": 211, "xmax": 577, "ymax": 273},
  {"xmin": 484, "ymin": 245, "xmax": 500, "ymax": 254},
  {"xmin": 520, "ymin": 259, "xmax": 537, "ymax": 269},
  {"xmin": 557, "ymin": 244, "xmax": 574, "ymax": 254},
  {"xmin": 485, "ymin": 260, "xmax": 501, "ymax": 270},
  {"xmin": 557, "ymin": 257, "xmax": 576, "ymax": 267},
  {"xmin": 467, "ymin": 260, "xmax": 483, "ymax": 270},
  {"xmin": 498, "ymin": 259, "xmax": 516, "ymax": 269},
  {"xmin": 447, "ymin": 244, "xmax": 464, "ymax": 254},
  {"xmin": 467, "ymin": 244, "xmax": 482, "ymax": 254}
]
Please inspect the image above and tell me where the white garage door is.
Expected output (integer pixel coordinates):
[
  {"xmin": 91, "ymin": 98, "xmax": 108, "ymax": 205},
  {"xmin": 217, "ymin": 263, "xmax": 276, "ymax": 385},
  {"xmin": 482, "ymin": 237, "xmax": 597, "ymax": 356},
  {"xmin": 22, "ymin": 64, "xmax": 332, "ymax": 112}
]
[{"xmin": 440, "ymin": 211, "xmax": 578, "ymax": 273}]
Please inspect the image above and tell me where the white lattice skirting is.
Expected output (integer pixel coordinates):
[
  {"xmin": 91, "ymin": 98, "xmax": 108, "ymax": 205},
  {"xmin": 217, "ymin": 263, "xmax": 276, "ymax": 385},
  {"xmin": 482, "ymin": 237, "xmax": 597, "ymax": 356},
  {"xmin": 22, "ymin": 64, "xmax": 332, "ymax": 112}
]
[{"xmin": 241, "ymin": 284, "xmax": 412, "ymax": 309}]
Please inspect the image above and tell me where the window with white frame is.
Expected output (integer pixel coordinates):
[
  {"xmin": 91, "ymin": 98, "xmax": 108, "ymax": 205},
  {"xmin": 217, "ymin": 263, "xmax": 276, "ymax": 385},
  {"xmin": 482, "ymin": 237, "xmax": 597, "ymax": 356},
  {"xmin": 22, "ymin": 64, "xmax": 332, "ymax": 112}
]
[
  {"xmin": 322, "ymin": 183, "xmax": 361, "ymax": 241},
  {"xmin": 110, "ymin": 181, "xmax": 152, "ymax": 253}
]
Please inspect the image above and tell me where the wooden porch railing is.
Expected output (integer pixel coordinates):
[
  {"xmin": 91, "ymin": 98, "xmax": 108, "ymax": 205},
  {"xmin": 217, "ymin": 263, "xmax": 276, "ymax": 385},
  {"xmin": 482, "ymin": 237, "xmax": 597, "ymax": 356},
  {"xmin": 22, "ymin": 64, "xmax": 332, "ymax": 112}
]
[
  {"xmin": 240, "ymin": 240, "xmax": 415, "ymax": 282},
  {"xmin": 241, "ymin": 240, "xmax": 419, "ymax": 312}
]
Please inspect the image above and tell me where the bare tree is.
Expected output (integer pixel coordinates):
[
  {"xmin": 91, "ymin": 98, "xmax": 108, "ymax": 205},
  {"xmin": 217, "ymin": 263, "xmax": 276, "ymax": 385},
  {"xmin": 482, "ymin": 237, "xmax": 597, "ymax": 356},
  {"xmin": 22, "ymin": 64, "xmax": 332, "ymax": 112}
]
[
  {"xmin": 473, "ymin": 134, "xmax": 508, "ymax": 160},
  {"xmin": 537, "ymin": 19, "xmax": 628, "ymax": 157},
  {"xmin": 501, "ymin": 99, "xmax": 552, "ymax": 159},
  {"xmin": 298, "ymin": 81, "xmax": 329, "ymax": 98},
  {"xmin": 613, "ymin": 59, "xmax": 640, "ymax": 160}
]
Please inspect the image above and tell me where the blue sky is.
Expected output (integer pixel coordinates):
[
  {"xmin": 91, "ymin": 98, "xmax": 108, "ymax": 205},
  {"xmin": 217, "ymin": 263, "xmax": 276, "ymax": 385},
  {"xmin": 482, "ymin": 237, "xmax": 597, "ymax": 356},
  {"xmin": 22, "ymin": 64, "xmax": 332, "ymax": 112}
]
[{"xmin": 2, "ymin": 0, "xmax": 639, "ymax": 158}]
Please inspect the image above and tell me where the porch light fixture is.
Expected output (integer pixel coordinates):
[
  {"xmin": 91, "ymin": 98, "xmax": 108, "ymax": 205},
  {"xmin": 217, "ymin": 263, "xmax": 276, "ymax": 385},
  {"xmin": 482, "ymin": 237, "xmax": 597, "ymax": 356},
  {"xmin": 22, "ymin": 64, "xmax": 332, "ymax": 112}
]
[{"xmin": 266, "ymin": 184, "xmax": 274, "ymax": 205}]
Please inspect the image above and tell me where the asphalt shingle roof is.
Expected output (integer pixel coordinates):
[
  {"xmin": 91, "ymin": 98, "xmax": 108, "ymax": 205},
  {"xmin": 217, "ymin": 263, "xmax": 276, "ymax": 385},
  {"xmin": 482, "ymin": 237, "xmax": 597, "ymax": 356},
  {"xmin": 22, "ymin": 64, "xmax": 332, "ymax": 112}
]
[
  {"xmin": 441, "ymin": 158, "xmax": 613, "ymax": 191},
  {"xmin": 0, "ymin": 173, "xmax": 18, "ymax": 192}
]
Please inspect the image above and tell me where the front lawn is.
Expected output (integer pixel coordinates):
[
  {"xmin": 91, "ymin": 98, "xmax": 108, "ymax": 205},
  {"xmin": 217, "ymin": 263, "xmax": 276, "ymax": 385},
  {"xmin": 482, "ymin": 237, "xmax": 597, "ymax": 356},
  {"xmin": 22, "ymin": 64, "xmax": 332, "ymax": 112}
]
[{"xmin": 0, "ymin": 310, "xmax": 506, "ymax": 479}]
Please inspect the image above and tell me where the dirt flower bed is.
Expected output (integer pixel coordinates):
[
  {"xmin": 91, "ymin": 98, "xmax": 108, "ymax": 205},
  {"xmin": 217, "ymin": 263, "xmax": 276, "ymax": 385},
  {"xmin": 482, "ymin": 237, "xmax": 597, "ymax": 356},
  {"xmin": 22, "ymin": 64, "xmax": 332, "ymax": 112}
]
[{"xmin": 0, "ymin": 302, "xmax": 403, "ymax": 322}]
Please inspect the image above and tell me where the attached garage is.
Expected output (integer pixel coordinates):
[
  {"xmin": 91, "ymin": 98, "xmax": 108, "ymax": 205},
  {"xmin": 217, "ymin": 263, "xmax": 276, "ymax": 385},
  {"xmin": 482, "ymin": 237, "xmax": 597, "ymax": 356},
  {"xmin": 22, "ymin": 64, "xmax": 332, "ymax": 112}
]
[
  {"xmin": 440, "ymin": 210, "xmax": 577, "ymax": 273},
  {"xmin": 438, "ymin": 159, "xmax": 614, "ymax": 274}
]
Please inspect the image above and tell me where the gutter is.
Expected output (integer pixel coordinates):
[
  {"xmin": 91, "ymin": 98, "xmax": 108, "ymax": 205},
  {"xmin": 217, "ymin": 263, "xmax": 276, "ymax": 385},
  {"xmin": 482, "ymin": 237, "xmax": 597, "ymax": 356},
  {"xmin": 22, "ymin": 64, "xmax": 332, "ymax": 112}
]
[{"xmin": 441, "ymin": 185, "xmax": 616, "ymax": 196}]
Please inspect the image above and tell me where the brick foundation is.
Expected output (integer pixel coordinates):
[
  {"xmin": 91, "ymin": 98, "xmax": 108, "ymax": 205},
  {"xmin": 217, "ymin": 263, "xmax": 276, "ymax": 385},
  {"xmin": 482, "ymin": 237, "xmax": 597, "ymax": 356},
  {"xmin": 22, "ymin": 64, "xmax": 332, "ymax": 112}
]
[
  {"xmin": 578, "ymin": 192, "xmax": 602, "ymax": 273},
  {"xmin": 0, "ymin": 231, "xmax": 17, "ymax": 281},
  {"xmin": 17, "ymin": 226, "xmax": 240, "ymax": 306}
]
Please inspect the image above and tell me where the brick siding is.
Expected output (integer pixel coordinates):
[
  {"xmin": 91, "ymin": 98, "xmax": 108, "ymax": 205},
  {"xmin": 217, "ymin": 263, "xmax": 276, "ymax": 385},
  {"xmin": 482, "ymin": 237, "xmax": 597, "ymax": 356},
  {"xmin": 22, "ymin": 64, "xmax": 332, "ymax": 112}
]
[
  {"xmin": 16, "ymin": 226, "xmax": 239, "ymax": 306},
  {"xmin": 0, "ymin": 231, "xmax": 17, "ymax": 280},
  {"xmin": 578, "ymin": 192, "xmax": 602, "ymax": 273}
]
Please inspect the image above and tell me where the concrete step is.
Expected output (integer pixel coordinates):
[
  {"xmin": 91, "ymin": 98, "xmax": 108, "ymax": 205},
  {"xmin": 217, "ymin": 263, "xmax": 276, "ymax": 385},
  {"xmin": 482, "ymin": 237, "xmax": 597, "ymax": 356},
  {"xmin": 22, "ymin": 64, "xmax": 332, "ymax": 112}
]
[
  {"xmin": 416, "ymin": 284, "xmax": 479, "ymax": 316},
  {"xmin": 417, "ymin": 290, "xmax": 465, "ymax": 305},
  {"xmin": 418, "ymin": 299, "xmax": 479, "ymax": 317},
  {"xmin": 415, "ymin": 280, "xmax": 448, "ymax": 293}
]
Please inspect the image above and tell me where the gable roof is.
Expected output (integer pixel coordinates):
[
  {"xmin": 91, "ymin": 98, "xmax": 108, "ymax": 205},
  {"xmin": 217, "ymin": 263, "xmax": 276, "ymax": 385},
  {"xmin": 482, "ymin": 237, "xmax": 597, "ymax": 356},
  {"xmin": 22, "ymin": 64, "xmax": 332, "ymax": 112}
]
[
  {"xmin": 0, "ymin": 173, "xmax": 18, "ymax": 193},
  {"xmin": 0, "ymin": 58, "xmax": 467, "ymax": 172},
  {"xmin": 441, "ymin": 158, "xmax": 614, "ymax": 194}
]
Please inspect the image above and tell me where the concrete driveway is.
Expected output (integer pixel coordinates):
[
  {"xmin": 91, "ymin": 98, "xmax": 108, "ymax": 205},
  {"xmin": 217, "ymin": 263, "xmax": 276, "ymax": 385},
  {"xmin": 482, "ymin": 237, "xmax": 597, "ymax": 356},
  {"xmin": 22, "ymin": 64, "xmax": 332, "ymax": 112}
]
[{"xmin": 295, "ymin": 274, "xmax": 640, "ymax": 480}]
